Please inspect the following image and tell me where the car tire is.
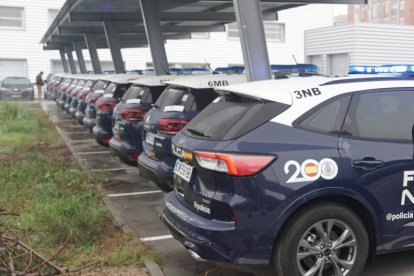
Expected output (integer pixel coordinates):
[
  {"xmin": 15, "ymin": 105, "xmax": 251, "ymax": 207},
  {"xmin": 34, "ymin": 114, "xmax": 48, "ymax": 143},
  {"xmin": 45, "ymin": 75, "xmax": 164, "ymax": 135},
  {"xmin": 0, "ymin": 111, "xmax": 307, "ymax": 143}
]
[{"xmin": 274, "ymin": 202, "xmax": 369, "ymax": 276}]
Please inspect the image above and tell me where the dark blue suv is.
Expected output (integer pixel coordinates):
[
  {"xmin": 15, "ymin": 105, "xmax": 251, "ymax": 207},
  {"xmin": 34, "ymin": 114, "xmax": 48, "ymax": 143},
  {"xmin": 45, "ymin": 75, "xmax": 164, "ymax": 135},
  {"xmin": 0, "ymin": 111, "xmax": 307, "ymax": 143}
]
[
  {"xmin": 138, "ymin": 74, "xmax": 246, "ymax": 192},
  {"xmin": 162, "ymin": 76, "xmax": 414, "ymax": 276},
  {"xmin": 92, "ymin": 74, "xmax": 141, "ymax": 146},
  {"xmin": 109, "ymin": 75, "xmax": 182, "ymax": 165}
]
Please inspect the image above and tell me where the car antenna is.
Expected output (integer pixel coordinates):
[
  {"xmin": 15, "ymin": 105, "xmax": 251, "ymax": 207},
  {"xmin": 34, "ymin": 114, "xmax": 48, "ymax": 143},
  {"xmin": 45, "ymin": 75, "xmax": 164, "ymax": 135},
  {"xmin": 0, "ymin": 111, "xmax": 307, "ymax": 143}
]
[
  {"xmin": 292, "ymin": 55, "xmax": 298, "ymax": 64},
  {"xmin": 204, "ymin": 60, "xmax": 213, "ymax": 74}
]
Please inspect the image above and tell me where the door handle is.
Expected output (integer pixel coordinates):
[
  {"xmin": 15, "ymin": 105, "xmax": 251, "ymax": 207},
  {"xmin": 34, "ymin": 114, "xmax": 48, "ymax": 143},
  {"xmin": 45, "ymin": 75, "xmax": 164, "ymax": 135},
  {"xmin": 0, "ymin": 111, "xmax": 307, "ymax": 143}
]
[{"xmin": 353, "ymin": 158, "xmax": 384, "ymax": 170}]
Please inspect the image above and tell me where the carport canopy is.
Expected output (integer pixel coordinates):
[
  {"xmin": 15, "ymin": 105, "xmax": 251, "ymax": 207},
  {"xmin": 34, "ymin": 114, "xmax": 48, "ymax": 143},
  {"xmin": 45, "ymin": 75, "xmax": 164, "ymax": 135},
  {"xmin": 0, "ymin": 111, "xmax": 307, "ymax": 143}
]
[{"xmin": 41, "ymin": 0, "xmax": 366, "ymax": 76}]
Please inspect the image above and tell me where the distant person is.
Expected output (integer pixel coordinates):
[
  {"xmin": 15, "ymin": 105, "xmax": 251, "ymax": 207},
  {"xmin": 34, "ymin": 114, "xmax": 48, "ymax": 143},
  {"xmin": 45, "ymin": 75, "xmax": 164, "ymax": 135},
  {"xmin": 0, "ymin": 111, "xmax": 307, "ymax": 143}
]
[{"xmin": 35, "ymin": 71, "xmax": 44, "ymax": 100}]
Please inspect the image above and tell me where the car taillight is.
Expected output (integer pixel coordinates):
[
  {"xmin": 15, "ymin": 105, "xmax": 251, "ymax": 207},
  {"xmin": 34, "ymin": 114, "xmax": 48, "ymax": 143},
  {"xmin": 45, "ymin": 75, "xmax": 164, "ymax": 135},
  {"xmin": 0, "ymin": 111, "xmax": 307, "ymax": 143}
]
[
  {"xmin": 90, "ymin": 95, "xmax": 102, "ymax": 104},
  {"xmin": 79, "ymin": 93, "xmax": 87, "ymax": 100},
  {"xmin": 120, "ymin": 108, "xmax": 146, "ymax": 121},
  {"xmin": 97, "ymin": 101, "xmax": 116, "ymax": 111},
  {"xmin": 195, "ymin": 151, "xmax": 276, "ymax": 176},
  {"xmin": 157, "ymin": 118, "xmax": 190, "ymax": 135}
]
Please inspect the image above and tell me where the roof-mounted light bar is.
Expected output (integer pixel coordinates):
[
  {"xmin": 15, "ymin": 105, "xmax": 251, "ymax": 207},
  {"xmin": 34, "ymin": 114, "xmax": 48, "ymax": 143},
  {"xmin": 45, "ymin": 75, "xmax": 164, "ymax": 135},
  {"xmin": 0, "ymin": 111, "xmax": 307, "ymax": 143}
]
[{"xmin": 349, "ymin": 65, "xmax": 414, "ymax": 74}]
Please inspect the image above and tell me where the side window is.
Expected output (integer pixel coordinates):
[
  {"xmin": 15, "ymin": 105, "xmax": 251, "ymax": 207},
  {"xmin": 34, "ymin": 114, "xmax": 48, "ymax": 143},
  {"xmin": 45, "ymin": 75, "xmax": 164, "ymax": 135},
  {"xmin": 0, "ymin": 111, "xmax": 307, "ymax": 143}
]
[
  {"xmin": 343, "ymin": 90, "xmax": 414, "ymax": 141},
  {"xmin": 295, "ymin": 95, "xmax": 351, "ymax": 135}
]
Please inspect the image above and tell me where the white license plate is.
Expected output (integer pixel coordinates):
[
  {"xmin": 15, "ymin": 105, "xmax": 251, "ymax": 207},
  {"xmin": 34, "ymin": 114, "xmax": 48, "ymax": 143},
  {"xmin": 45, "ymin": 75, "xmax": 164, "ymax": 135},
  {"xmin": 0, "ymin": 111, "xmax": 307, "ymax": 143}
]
[
  {"xmin": 11, "ymin": 94, "xmax": 21, "ymax": 98},
  {"xmin": 145, "ymin": 132, "xmax": 155, "ymax": 145},
  {"xmin": 174, "ymin": 160, "xmax": 194, "ymax": 182}
]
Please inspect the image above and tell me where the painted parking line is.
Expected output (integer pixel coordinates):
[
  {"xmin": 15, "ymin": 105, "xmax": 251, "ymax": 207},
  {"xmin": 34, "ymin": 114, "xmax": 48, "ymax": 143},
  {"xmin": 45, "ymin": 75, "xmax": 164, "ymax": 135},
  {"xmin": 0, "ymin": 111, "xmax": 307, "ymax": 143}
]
[
  {"xmin": 140, "ymin": 235, "xmax": 173, "ymax": 242},
  {"xmin": 77, "ymin": 151, "xmax": 110, "ymax": 155},
  {"xmin": 64, "ymin": 131, "xmax": 89, "ymax": 134},
  {"xmin": 108, "ymin": 190, "xmax": 163, "ymax": 198},
  {"xmin": 90, "ymin": 168, "xmax": 134, "ymax": 172},
  {"xmin": 53, "ymin": 119, "xmax": 74, "ymax": 122},
  {"xmin": 70, "ymin": 139, "xmax": 96, "ymax": 143}
]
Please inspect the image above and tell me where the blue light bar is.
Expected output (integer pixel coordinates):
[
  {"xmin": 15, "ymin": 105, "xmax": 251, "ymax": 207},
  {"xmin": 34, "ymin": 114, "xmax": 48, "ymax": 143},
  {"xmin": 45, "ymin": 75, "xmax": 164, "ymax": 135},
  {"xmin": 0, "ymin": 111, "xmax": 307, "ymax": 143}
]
[
  {"xmin": 213, "ymin": 66, "xmax": 245, "ymax": 74},
  {"xmin": 349, "ymin": 64, "xmax": 414, "ymax": 74},
  {"xmin": 270, "ymin": 64, "xmax": 319, "ymax": 74},
  {"xmin": 168, "ymin": 68, "xmax": 210, "ymax": 75}
]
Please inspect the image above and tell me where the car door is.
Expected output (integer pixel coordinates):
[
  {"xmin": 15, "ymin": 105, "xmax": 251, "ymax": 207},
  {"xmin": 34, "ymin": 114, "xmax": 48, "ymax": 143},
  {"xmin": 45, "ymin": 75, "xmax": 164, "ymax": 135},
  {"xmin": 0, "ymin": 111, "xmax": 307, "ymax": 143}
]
[{"xmin": 339, "ymin": 88, "xmax": 414, "ymax": 251}]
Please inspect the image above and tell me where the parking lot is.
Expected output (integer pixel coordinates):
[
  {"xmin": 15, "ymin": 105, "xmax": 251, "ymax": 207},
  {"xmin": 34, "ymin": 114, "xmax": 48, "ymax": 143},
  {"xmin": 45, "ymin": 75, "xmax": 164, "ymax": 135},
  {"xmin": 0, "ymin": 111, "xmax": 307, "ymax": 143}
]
[{"xmin": 39, "ymin": 93, "xmax": 414, "ymax": 276}]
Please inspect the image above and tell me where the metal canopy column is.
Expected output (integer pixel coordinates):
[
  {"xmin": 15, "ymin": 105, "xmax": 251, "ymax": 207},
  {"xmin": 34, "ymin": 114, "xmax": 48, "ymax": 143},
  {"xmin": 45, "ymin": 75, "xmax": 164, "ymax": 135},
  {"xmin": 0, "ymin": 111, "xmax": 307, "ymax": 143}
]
[
  {"xmin": 103, "ymin": 22, "xmax": 126, "ymax": 73},
  {"xmin": 139, "ymin": 0, "xmax": 169, "ymax": 75},
  {"xmin": 233, "ymin": 0, "xmax": 272, "ymax": 82},
  {"xmin": 59, "ymin": 48, "xmax": 69, "ymax": 73},
  {"xmin": 65, "ymin": 46, "xmax": 77, "ymax": 74},
  {"xmin": 84, "ymin": 34, "xmax": 102, "ymax": 74},
  {"xmin": 73, "ymin": 42, "xmax": 87, "ymax": 73}
]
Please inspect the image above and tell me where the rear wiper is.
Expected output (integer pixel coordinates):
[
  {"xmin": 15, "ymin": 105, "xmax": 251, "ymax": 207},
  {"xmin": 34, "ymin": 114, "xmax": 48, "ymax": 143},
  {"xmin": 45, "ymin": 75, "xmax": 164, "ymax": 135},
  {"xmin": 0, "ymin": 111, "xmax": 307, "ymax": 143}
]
[{"xmin": 186, "ymin": 127, "xmax": 210, "ymax": 137}]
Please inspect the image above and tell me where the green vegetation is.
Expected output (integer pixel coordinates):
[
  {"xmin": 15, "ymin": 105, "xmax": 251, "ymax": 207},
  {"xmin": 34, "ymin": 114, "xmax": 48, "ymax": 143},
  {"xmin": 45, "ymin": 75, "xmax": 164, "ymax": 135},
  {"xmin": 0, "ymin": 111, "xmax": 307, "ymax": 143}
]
[{"xmin": 0, "ymin": 102, "xmax": 159, "ymax": 267}]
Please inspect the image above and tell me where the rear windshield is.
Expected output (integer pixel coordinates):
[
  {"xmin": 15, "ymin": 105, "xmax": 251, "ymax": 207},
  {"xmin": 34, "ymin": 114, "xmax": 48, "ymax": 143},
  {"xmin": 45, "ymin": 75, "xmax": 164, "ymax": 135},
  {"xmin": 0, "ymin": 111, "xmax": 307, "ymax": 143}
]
[
  {"xmin": 183, "ymin": 93, "xmax": 290, "ymax": 140},
  {"xmin": 155, "ymin": 87, "xmax": 189, "ymax": 110},
  {"xmin": 104, "ymin": 83, "xmax": 117, "ymax": 94},
  {"xmin": 91, "ymin": 80, "xmax": 107, "ymax": 92},
  {"xmin": 122, "ymin": 85, "xmax": 148, "ymax": 102},
  {"xmin": 155, "ymin": 86, "xmax": 218, "ymax": 112},
  {"xmin": 123, "ymin": 85, "xmax": 167, "ymax": 104},
  {"xmin": 77, "ymin": 80, "xmax": 86, "ymax": 87},
  {"xmin": 83, "ymin": 80, "xmax": 93, "ymax": 89}
]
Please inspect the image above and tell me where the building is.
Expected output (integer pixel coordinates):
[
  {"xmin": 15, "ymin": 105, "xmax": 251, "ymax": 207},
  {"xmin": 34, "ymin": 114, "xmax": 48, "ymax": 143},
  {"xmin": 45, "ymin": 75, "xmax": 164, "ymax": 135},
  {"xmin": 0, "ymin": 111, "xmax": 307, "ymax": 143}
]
[
  {"xmin": 0, "ymin": 0, "xmax": 334, "ymax": 81},
  {"xmin": 348, "ymin": 0, "xmax": 414, "ymax": 25},
  {"xmin": 305, "ymin": 23, "xmax": 414, "ymax": 75}
]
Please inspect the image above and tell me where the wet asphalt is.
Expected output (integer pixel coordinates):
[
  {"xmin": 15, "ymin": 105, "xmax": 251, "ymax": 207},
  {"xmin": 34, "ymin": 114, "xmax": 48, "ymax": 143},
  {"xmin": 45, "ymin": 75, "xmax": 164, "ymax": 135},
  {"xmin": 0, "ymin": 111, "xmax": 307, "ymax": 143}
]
[{"xmin": 38, "ymin": 100, "xmax": 414, "ymax": 276}]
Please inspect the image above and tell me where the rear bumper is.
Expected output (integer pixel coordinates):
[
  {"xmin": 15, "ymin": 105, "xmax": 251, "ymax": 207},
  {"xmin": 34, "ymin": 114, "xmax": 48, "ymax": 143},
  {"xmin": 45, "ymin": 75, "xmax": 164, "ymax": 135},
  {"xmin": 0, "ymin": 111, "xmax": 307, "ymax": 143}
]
[
  {"xmin": 109, "ymin": 137, "xmax": 139, "ymax": 165},
  {"xmin": 69, "ymin": 107, "xmax": 77, "ymax": 117},
  {"xmin": 92, "ymin": 126, "xmax": 110, "ymax": 147},
  {"xmin": 162, "ymin": 192, "xmax": 272, "ymax": 265},
  {"xmin": 161, "ymin": 192, "xmax": 234, "ymax": 263},
  {"xmin": 1, "ymin": 95, "xmax": 33, "ymax": 101},
  {"xmin": 138, "ymin": 153, "xmax": 173, "ymax": 191},
  {"xmin": 83, "ymin": 117, "xmax": 96, "ymax": 131},
  {"xmin": 75, "ymin": 111, "xmax": 85, "ymax": 125}
]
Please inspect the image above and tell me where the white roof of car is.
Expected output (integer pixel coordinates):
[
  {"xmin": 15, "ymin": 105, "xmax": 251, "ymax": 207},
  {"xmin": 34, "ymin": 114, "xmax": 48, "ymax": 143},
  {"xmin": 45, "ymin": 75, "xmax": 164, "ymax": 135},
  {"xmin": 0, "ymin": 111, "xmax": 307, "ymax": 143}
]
[
  {"xmin": 98, "ymin": 73, "xmax": 143, "ymax": 84},
  {"xmin": 164, "ymin": 74, "xmax": 246, "ymax": 89},
  {"xmin": 220, "ymin": 75, "xmax": 414, "ymax": 126},
  {"xmin": 130, "ymin": 75, "xmax": 190, "ymax": 87}
]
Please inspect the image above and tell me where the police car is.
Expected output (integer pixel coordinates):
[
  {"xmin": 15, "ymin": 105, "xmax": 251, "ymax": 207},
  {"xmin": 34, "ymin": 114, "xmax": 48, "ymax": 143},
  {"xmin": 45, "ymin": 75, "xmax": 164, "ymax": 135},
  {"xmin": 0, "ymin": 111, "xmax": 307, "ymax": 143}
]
[
  {"xmin": 91, "ymin": 74, "xmax": 142, "ymax": 146},
  {"xmin": 162, "ymin": 73, "xmax": 414, "ymax": 276},
  {"xmin": 109, "ymin": 75, "xmax": 183, "ymax": 165},
  {"xmin": 138, "ymin": 74, "xmax": 247, "ymax": 192}
]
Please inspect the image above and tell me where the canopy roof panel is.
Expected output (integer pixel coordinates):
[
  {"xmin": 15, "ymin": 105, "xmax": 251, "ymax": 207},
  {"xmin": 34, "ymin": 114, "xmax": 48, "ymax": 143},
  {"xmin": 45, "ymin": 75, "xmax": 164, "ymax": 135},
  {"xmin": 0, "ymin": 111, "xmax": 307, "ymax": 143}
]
[{"xmin": 41, "ymin": 0, "xmax": 366, "ymax": 50}]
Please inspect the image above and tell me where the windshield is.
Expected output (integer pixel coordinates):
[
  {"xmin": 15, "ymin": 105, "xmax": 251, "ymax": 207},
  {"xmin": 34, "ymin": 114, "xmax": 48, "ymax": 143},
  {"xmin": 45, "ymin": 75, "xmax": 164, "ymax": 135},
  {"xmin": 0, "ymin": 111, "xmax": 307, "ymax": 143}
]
[{"xmin": 2, "ymin": 77, "xmax": 32, "ymax": 88}]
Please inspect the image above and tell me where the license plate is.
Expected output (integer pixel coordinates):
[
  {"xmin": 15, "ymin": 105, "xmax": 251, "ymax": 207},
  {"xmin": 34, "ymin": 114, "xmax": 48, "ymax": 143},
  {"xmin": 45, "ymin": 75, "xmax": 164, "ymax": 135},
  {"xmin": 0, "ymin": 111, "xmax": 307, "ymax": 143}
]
[
  {"xmin": 11, "ymin": 95, "xmax": 21, "ymax": 98},
  {"xmin": 174, "ymin": 160, "xmax": 194, "ymax": 183},
  {"xmin": 145, "ymin": 132, "xmax": 155, "ymax": 145}
]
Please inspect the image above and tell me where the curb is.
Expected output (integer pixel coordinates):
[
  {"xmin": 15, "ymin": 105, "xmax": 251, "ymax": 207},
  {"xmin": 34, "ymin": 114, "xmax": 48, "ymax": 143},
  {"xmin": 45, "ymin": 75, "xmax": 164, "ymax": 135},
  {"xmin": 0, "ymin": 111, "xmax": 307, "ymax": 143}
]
[{"xmin": 40, "ymin": 102, "xmax": 166, "ymax": 276}]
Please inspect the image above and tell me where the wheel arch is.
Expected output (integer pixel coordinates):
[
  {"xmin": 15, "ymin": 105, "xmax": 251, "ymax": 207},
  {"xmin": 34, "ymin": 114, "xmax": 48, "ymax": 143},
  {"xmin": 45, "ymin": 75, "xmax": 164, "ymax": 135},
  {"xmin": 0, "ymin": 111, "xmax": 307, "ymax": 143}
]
[{"xmin": 272, "ymin": 189, "xmax": 380, "ymax": 264}]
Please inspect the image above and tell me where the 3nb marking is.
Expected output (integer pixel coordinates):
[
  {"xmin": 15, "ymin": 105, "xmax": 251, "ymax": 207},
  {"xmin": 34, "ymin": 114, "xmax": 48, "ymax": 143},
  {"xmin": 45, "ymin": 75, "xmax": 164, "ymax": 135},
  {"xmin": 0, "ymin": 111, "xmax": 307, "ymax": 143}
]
[{"xmin": 294, "ymin": 88, "xmax": 321, "ymax": 99}]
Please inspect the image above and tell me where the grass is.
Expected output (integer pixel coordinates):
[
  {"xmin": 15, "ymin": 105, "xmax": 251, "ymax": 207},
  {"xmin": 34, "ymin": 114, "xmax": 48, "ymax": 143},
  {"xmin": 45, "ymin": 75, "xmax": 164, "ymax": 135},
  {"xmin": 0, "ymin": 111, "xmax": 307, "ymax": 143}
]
[{"xmin": 0, "ymin": 101, "xmax": 160, "ymax": 268}]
